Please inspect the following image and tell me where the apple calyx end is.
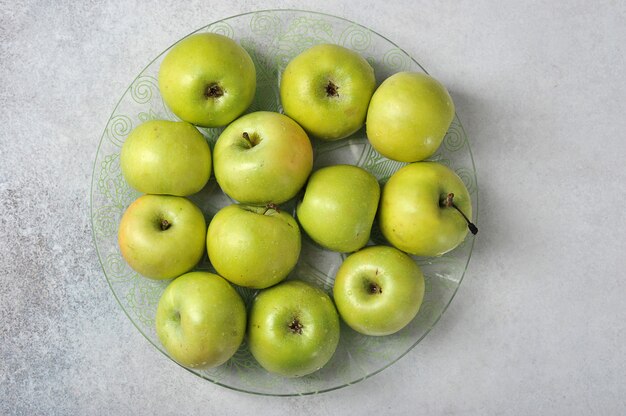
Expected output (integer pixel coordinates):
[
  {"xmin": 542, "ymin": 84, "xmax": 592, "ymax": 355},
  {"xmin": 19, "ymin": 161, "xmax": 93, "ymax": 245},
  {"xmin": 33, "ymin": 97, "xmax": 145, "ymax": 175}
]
[
  {"xmin": 204, "ymin": 83, "xmax": 224, "ymax": 99},
  {"xmin": 368, "ymin": 282, "xmax": 382, "ymax": 294},
  {"xmin": 441, "ymin": 193, "xmax": 478, "ymax": 235},
  {"xmin": 160, "ymin": 219, "xmax": 171, "ymax": 231},
  {"xmin": 325, "ymin": 80, "xmax": 339, "ymax": 97},
  {"xmin": 288, "ymin": 318, "xmax": 304, "ymax": 335}
]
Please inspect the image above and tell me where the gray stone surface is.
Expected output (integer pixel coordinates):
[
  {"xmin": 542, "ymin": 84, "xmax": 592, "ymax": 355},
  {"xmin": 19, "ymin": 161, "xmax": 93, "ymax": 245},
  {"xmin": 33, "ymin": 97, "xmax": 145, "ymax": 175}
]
[{"xmin": 1, "ymin": 0, "xmax": 625, "ymax": 414}]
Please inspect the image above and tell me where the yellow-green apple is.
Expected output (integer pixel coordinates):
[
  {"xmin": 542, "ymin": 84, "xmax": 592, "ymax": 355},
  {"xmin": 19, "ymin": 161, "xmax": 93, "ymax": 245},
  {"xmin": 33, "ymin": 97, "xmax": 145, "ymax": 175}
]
[
  {"xmin": 206, "ymin": 204, "xmax": 301, "ymax": 289},
  {"xmin": 158, "ymin": 33, "xmax": 256, "ymax": 127},
  {"xmin": 155, "ymin": 271, "xmax": 246, "ymax": 368},
  {"xmin": 366, "ymin": 72, "xmax": 455, "ymax": 162},
  {"xmin": 118, "ymin": 194, "xmax": 206, "ymax": 279},
  {"xmin": 247, "ymin": 280, "xmax": 340, "ymax": 377},
  {"xmin": 120, "ymin": 120, "xmax": 211, "ymax": 196},
  {"xmin": 296, "ymin": 165, "xmax": 380, "ymax": 252},
  {"xmin": 379, "ymin": 162, "xmax": 477, "ymax": 257},
  {"xmin": 213, "ymin": 111, "xmax": 313, "ymax": 204},
  {"xmin": 280, "ymin": 44, "xmax": 376, "ymax": 140},
  {"xmin": 333, "ymin": 245, "xmax": 425, "ymax": 336}
]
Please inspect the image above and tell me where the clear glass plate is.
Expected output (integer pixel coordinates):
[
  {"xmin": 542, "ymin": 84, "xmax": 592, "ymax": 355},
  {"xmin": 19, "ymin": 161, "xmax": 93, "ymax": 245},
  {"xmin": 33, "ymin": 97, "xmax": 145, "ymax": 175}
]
[{"xmin": 90, "ymin": 9, "xmax": 478, "ymax": 396}]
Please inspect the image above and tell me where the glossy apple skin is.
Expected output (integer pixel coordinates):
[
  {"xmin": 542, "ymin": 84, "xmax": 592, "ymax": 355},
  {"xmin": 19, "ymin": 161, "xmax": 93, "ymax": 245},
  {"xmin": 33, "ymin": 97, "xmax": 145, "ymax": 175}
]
[
  {"xmin": 206, "ymin": 204, "xmax": 301, "ymax": 289},
  {"xmin": 333, "ymin": 245, "xmax": 425, "ymax": 336},
  {"xmin": 158, "ymin": 33, "xmax": 256, "ymax": 127},
  {"xmin": 280, "ymin": 44, "xmax": 376, "ymax": 140},
  {"xmin": 366, "ymin": 72, "xmax": 455, "ymax": 162},
  {"xmin": 155, "ymin": 272, "xmax": 246, "ymax": 368},
  {"xmin": 247, "ymin": 280, "xmax": 340, "ymax": 377},
  {"xmin": 296, "ymin": 164, "xmax": 380, "ymax": 253},
  {"xmin": 120, "ymin": 120, "xmax": 211, "ymax": 196},
  {"xmin": 118, "ymin": 195, "xmax": 206, "ymax": 279},
  {"xmin": 213, "ymin": 111, "xmax": 313, "ymax": 204},
  {"xmin": 379, "ymin": 162, "xmax": 472, "ymax": 257}
]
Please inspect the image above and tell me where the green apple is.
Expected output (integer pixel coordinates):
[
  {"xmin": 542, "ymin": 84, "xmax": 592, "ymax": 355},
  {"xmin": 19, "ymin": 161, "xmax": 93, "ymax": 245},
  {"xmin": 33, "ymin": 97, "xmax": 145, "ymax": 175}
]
[
  {"xmin": 378, "ymin": 162, "xmax": 477, "ymax": 257},
  {"xmin": 333, "ymin": 245, "xmax": 425, "ymax": 336},
  {"xmin": 247, "ymin": 280, "xmax": 340, "ymax": 377},
  {"xmin": 120, "ymin": 120, "xmax": 211, "ymax": 196},
  {"xmin": 280, "ymin": 44, "xmax": 376, "ymax": 140},
  {"xmin": 213, "ymin": 111, "xmax": 313, "ymax": 204},
  {"xmin": 206, "ymin": 204, "xmax": 301, "ymax": 289},
  {"xmin": 366, "ymin": 72, "xmax": 455, "ymax": 162},
  {"xmin": 158, "ymin": 32, "xmax": 256, "ymax": 127},
  {"xmin": 296, "ymin": 164, "xmax": 380, "ymax": 252},
  {"xmin": 155, "ymin": 271, "xmax": 246, "ymax": 368},
  {"xmin": 118, "ymin": 194, "xmax": 206, "ymax": 279}
]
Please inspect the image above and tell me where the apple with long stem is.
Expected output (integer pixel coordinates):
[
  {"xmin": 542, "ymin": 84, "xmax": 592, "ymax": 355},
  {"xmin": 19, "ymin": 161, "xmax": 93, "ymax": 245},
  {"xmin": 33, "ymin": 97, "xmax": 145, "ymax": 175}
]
[{"xmin": 378, "ymin": 161, "xmax": 477, "ymax": 257}]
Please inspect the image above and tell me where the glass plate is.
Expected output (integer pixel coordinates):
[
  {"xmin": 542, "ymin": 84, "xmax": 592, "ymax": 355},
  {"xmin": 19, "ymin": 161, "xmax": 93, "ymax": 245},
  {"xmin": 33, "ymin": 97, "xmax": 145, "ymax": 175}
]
[{"xmin": 90, "ymin": 9, "xmax": 478, "ymax": 396}]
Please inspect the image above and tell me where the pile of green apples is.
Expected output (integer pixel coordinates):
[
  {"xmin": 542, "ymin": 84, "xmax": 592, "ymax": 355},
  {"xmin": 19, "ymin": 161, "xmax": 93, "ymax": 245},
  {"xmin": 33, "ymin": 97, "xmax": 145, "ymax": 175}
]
[{"xmin": 117, "ymin": 33, "xmax": 477, "ymax": 378}]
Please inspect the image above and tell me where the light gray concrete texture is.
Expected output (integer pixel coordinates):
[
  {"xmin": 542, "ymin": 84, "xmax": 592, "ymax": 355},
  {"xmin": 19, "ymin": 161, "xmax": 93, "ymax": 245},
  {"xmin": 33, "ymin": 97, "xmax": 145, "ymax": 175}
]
[{"xmin": 1, "ymin": 0, "xmax": 625, "ymax": 414}]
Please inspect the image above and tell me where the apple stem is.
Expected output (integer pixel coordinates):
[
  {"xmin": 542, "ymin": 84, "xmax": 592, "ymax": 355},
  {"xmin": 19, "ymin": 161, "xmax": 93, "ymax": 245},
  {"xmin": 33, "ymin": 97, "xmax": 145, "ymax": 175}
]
[
  {"xmin": 160, "ymin": 219, "xmax": 171, "ymax": 231},
  {"xmin": 263, "ymin": 203, "xmax": 281, "ymax": 215},
  {"xmin": 242, "ymin": 131, "xmax": 261, "ymax": 148},
  {"xmin": 443, "ymin": 193, "xmax": 478, "ymax": 235}
]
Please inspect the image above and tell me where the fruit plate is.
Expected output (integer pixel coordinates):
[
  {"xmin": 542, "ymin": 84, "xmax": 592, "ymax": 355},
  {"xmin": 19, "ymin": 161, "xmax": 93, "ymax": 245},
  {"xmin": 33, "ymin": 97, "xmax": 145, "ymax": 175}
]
[{"xmin": 90, "ymin": 9, "xmax": 478, "ymax": 396}]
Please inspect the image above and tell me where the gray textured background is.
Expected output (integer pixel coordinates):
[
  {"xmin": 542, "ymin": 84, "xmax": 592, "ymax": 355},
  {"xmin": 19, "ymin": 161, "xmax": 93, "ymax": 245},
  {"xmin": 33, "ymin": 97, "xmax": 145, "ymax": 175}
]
[{"xmin": 2, "ymin": 1, "xmax": 625, "ymax": 415}]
